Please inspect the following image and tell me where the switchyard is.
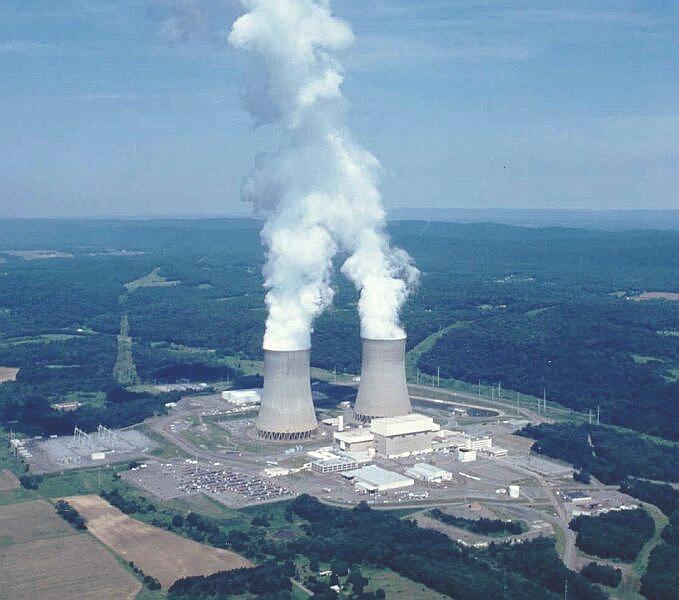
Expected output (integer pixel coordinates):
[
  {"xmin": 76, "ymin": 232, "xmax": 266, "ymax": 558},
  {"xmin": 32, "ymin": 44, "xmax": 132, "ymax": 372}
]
[{"xmin": 13, "ymin": 427, "xmax": 157, "ymax": 474}]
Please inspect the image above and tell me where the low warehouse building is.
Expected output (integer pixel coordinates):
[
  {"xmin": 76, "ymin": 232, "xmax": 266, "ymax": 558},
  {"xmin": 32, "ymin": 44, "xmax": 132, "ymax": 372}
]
[
  {"xmin": 405, "ymin": 463, "xmax": 452, "ymax": 482},
  {"xmin": 344, "ymin": 465, "xmax": 414, "ymax": 493},
  {"xmin": 370, "ymin": 414, "xmax": 440, "ymax": 458},
  {"xmin": 458, "ymin": 448, "xmax": 477, "ymax": 463},
  {"xmin": 221, "ymin": 389, "xmax": 262, "ymax": 405}
]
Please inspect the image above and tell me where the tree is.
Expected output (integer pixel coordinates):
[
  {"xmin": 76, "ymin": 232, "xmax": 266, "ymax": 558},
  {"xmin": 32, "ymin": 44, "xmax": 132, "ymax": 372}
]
[
  {"xmin": 171, "ymin": 514, "xmax": 185, "ymax": 528},
  {"xmin": 574, "ymin": 469, "xmax": 591, "ymax": 484},
  {"xmin": 331, "ymin": 559, "xmax": 349, "ymax": 577}
]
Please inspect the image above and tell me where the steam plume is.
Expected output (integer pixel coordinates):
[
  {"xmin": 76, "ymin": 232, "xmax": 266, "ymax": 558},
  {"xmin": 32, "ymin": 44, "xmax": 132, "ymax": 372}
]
[{"xmin": 230, "ymin": 0, "xmax": 418, "ymax": 350}]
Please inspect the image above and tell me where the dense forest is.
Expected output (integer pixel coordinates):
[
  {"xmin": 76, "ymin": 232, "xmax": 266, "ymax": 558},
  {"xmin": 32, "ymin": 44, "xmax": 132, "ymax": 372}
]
[
  {"xmin": 580, "ymin": 563, "xmax": 622, "ymax": 588},
  {"xmin": 619, "ymin": 479, "xmax": 679, "ymax": 517},
  {"xmin": 289, "ymin": 495, "xmax": 605, "ymax": 600},
  {"xmin": 0, "ymin": 219, "xmax": 677, "ymax": 440},
  {"xmin": 640, "ymin": 512, "xmax": 679, "ymax": 600},
  {"xmin": 569, "ymin": 508, "xmax": 655, "ymax": 561},
  {"xmin": 518, "ymin": 423, "xmax": 679, "ymax": 484},
  {"xmin": 428, "ymin": 508, "xmax": 525, "ymax": 536}
]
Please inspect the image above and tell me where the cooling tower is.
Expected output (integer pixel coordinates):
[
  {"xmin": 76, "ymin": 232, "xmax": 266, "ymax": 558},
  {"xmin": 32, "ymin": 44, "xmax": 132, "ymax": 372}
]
[
  {"xmin": 354, "ymin": 337, "xmax": 412, "ymax": 422},
  {"xmin": 256, "ymin": 348, "xmax": 318, "ymax": 440}
]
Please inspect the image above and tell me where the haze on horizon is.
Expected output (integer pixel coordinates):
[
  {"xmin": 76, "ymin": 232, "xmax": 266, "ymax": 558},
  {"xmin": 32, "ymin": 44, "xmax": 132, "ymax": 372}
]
[{"xmin": 0, "ymin": 0, "xmax": 677, "ymax": 218}]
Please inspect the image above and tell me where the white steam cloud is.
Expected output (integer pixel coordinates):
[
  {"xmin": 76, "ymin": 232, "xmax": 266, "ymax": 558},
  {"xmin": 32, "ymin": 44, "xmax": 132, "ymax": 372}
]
[{"xmin": 230, "ymin": 0, "xmax": 418, "ymax": 350}]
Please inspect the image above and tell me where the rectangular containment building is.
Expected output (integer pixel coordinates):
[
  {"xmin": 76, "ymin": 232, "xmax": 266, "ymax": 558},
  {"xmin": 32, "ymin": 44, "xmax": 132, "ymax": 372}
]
[{"xmin": 370, "ymin": 414, "xmax": 440, "ymax": 458}]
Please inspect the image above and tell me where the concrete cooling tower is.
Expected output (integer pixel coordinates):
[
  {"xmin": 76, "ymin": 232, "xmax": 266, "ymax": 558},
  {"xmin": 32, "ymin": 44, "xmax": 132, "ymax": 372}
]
[
  {"xmin": 256, "ymin": 348, "xmax": 318, "ymax": 440},
  {"xmin": 354, "ymin": 337, "xmax": 412, "ymax": 422}
]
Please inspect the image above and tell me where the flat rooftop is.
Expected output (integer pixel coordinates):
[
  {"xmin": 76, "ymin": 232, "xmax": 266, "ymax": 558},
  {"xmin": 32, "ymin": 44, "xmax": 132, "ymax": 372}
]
[
  {"xmin": 344, "ymin": 465, "xmax": 414, "ymax": 488},
  {"xmin": 333, "ymin": 429, "xmax": 374, "ymax": 443},
  {"xmin": 406, "ymin": 463, "xmax": 451, "ymax": 478},
  {"xmin": 370, "ymin": 413, "xmax": 440, "ymax": 437}
]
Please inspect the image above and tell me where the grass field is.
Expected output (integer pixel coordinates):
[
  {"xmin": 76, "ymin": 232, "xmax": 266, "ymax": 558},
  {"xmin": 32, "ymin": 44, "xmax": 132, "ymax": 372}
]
[
  {"xmin": 125, "ymin": 267, "xmax": 180, "ymax": 292},
  {"xmin": 0, "ymin": 534, "xmax": 141, "ymax": 600},
  {"xmin": 0, "ymin": 500, "xmax": 140, "ymax": 600},
  {"xmin": 362, "ymin": 566, "xmax": 447, "ymax": 599},
  {"xmin": 0, "ymin": 366, "xmax": 19, "ymax": 382},
  {"xmin": 64, "ymin": 494, "xmax": 252, "ymax": 588},
  {"xmin": 0, "ymin": 468, "xmax": 19, "ymax": 491},
  {"xmin": 0, "ymin": 500, "xmax": 74, "ymax": 545}
]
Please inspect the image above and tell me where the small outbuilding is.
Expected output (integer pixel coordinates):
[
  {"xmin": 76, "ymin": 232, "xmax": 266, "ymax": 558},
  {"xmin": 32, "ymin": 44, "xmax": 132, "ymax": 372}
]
[{"xmin": 405, "ymin": 463, "xmax": 453, "ymax": 482}]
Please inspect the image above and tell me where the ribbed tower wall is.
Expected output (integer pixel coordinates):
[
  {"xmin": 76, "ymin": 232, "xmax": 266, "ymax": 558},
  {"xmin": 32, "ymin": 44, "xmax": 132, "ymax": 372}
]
[
  {"xmin": 354, "ymin": 337, "xmax": 412, "ymax": 422},
  {"xmin": 256, "ymin": 348, "xmax": 318, "ymax": 440}
]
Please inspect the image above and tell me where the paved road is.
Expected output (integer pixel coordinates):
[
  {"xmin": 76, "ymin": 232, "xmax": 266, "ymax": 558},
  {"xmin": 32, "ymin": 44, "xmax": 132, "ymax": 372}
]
[{"xmin": 499, "ymin": 458, "xmax": 577, "ymax": 569}]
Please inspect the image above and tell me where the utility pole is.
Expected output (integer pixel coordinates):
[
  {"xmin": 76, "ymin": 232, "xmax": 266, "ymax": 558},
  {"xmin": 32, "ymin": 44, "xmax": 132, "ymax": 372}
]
[
  {"xmin": 498, "ymin": 381, "xmax": 502, "ymax": 400},
  {"xmin": 436, "ymin": 366, "xmax": 440, "ymax": 387},
  {"xmin": 416, "ymin": 369, "xmax": 420, "ymax": 385},
  {"xmin": 596, "ymin": 405, "xmax": 600, "ymax": 425},
  {"xmin": 516, "ymin": 391, "xmax": 520, "ymax": 416},
  {"xmin": 478, "ymin": 379, "xmax": 481, "ymax": 398},
  {"xmin": 588, "ymin": 409, "xmax": 592, "ymax": 425}
]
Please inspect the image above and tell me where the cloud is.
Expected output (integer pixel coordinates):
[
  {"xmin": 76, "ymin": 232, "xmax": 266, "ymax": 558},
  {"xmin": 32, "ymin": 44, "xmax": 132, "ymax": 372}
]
[
  {"xmin": 148, "ymin": 0, "xmax": 240, "ymax": 43},
  {"xmin": 0, "ymin": 40, "xmax": 58, "ymax": 53}
]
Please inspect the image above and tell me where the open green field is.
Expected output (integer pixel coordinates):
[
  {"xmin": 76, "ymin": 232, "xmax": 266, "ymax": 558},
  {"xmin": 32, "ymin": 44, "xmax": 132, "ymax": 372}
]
[
  {"xmin": 125, "ymin": 267, "xmax": 181, "ymax": 292},
  {"xmin": 362, "ymin": 566, "xmax": 448, "ymax": 599}
]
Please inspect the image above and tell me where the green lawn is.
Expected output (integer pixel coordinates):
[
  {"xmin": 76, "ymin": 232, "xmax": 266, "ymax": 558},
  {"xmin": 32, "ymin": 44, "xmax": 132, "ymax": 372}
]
[
  {"xmin": 362, "ymin": 566, "xmax": 447, "ymax": 599},
  {"xmin": 37, "ymin": 464, "xmax": 129, "ymax": 499}
]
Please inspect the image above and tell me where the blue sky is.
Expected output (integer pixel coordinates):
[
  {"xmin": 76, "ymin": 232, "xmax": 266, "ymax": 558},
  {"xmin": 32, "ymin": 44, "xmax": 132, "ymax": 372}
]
[{"xmin": 0, "ymin": 0, "xmax": 677, "ymax": 217}]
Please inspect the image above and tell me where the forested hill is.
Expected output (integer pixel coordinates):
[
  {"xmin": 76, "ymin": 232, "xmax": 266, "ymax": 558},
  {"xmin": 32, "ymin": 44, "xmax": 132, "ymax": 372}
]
[{"xmin": 0, "ymin": 218, "xmax": 677, "ymax": 439}]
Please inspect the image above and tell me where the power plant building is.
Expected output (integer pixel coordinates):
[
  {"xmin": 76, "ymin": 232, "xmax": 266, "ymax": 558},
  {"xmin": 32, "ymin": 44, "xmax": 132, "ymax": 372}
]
[
  {"xmin": 256, "ymin": 349, "xmax": 318, "ymax": 440},
  {"xmin": 405, "ymin": 463, "xmax": 452, "ymax": 482},
  {"xmin": 370, "ymin": 414, "xmax": 440, "ymax": 458},
  {"xmin": 311, "ymin": 455, "xmax": 359, "ymax": 474},
  {"xmin": 333, "ymin": 429, "xmax": 375, "ymax": 454},
  {"xmin": 458, "ymin": 448, "xmax": 477, "ymax": 462},
  {"xmin": 354, "ymin": 338, "xmax": 412, "ymax": 422},
  {"xmin": 344, "ymin": 465, "xmax": 414, "ymax": 493},
  {"xmin": 221, "ymin": 389, "xmax": 262, "ymax": 405},
  {"xmin": 468, "ymin": 436, "xmax": 492, "ymax": 451}
]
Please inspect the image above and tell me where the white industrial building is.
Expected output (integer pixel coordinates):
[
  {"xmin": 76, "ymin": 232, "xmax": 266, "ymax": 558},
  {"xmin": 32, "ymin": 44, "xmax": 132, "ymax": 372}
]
[
  {"xmin": 333, "ymin": 428, "xmax": 375, "ymax": 454},
  {"xmin": 405, "ymin": 463, "xmax": 452, "ymax": 482},
  {"xmin": 485, "ymin": 446, "xmax": 508, "ymax": 457},
  {"xmin": 221, "ymin": 389, "xmax": 262, "ymax": 405},
  {"xmin": 458, "ymin": 448, "xmax": 477, "ymax": 463},
  {"xmin": 370, "ymin": 414, "xmax": 440, "ymax": 458},
  {"xmin": 467, "ymin": 436, "xmax": 492, "ymax": 451},
  {"xmin": 344, "ymin": 465, "xmax": 414, "ymax": 493},
  {"xmin": 311, "ymin": 455, "xmax": 360, "ymax": 474},
  {"xmin": 432, "ymin": 429, "xmax": 469, "ymax": 452}
]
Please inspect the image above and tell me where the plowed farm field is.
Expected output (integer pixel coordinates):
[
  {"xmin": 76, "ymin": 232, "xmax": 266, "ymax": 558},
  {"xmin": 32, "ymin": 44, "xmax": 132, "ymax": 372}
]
[
  {"xmin": 64, "ymin": 494, "xmax": 252, "ymax": 588},
  {"xmin": 0, "ymin": 500, "xmax": 140, "ymax": 600}
]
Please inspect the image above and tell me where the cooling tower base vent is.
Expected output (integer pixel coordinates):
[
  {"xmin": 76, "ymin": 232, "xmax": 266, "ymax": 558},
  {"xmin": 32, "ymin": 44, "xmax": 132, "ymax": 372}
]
[{"xmin": 256, "ymin": 428, "xmax": 317, "ymax": 441}]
